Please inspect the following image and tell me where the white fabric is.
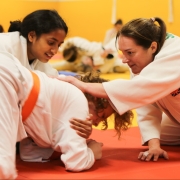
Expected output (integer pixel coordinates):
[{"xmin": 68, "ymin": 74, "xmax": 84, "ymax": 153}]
[
  {"xmin": 60, "ymin": 36, "xmax": 104, "ymax": 66},
  {"xmin": 103, "ymin": 28, "xmax": 117, "ymax": 45},
  {"xmin": 20, "ymin": 138, "xmax": 54, "ymax": 162},
  {"xmin": 0, "ymin": 31, "xmax": 58, "ymax": 163},
  {"xmin": 103, "ymin": 33, "xmax": 180, "ymax": 144},
  {"xmin": 160, "ymin": 113, "xmax": 180, "ymax": 145},
  {"xmin": 0, "ymin": 52, "xmax": 31, "ymax": 179},
  {"xmin": 0, "ymin": 52, "xmax": 95, "ymax": 178}
]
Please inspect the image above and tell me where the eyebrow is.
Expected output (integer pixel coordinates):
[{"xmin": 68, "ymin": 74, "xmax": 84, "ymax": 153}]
[
  {"xmin": 119, "ymin": 48, "xmax": 132, "ymax": 51},
  {"xmin": 50, "ymin": 37, "xmax": 64, "ymax": 45},
  {"xmin": 124, "ymin": 49, "xmax": 132, "ymax": 51},
  {"xmin": 50, "ymin": 37, "xmax": 58, "ymax": 41}
]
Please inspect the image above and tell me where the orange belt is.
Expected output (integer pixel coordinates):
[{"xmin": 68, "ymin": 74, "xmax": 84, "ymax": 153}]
[{"xmin": 21, "ymin": 72, "xmax": 40, "ymax": 122}]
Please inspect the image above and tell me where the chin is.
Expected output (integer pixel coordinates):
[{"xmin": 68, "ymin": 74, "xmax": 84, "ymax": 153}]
[
  {"xmin": 132, "ymin": 70, "xmax": 140, "ymax": 74},
  {"xmin": 40, "ymin": 59, "xmax": 49, "ymax": 63},
  {"xmin": 131, "ymin": 67, "xmax": 141, "ymax": 74}
]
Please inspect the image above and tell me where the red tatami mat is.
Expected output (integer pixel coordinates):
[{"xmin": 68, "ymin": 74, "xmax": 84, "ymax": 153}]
[{"xmin": 16, "ymin": 127, "xmax": 180, "ymax": 179}]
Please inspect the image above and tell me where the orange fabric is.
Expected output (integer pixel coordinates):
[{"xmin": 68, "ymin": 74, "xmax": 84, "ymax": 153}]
[{"xmin": 21, "ymin": 72, "xmax": 40, "ymax": 122}]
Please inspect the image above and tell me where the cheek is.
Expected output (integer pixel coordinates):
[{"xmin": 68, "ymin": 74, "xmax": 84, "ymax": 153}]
[
  {"xmin": 31, "ymin": 41, "xmax": 42, "ymax": 53},
  {"xmin": 35, "ymin": 39, "xmax": 49, "ymax": 51},
  {"xmin": 134, "ymin": 53, "xmax": 147, "ymax": 66},
  {"xmin": 140, "ymin": 54, "xmax": 152, "ymax": 67},
  {"xmin": 38, "ymin": 41, "xmax": 48, "ymax": 50}
]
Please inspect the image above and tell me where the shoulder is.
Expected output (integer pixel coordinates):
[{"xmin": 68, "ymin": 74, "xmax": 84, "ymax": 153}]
[
  {"xmin": 0, "ymin": 32, "xmax": 20, "ymax": 44},
  {"xmin": 155, "ymin": 33, "xmax": 180, "ymax": 59},
  {"xmin": 163, "ymin": 33, "xmax": 180, "ymax": 47}
]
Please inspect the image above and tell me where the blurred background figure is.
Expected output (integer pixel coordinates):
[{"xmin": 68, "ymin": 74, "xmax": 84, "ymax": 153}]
[
  {"xmin": 52, "ymin": 36, "xmax": 128, "ymax": 74},
  {"xmin": 0, "ymin": 24, "xmax": 4, "ymax": 33},
  {"xmin": 103, "ymin": 19, "xmax": 123, "ymax": 45}
]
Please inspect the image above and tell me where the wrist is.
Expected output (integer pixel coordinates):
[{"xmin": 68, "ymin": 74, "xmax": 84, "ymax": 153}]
[
  {"xmin": 148, "ymin": 138, "xmax": 160, "ymax": 149},
  {"xmin": 83, "ymin": 83, "xmax": 89, "ymax": 93}
]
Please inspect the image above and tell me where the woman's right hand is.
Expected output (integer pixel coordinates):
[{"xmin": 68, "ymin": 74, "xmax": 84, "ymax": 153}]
[
  {"xmin": 138, "ymin": 138, "xmax": 169, "ymax": 161},
  {"xmin": 57, "ymin": 75, "xmax": 86, "ymax": 92}
]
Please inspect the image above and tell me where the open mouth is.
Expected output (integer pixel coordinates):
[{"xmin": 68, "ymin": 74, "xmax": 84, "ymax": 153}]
[{"xmin": 45, "ymin": 53, "xmax": 53, "ymax": 59}]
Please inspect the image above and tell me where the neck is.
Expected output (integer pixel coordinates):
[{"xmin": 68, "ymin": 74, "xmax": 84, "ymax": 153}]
[{"xmin": 29, "ymin": 59, "xmax": 35, "ymax": 65}]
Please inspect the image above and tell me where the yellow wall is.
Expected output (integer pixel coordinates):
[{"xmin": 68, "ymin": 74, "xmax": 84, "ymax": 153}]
[
  {"xmin": 59, "ymin": 0, "xmax": 180, "ymax": 41},
  {"xmin": 1, "ymin": 0, "xmax": 180, "ymax": 42},
  {"xmin": 0, "ymin": 0, "xmax": 58, "ymax": 32}
]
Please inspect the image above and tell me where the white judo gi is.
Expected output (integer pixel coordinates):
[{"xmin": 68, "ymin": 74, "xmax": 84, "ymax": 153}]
[
  {"xmin": 0, "ymin": 31, "xmax": 60, "ymax": 163},
  {"xmin": 102, "ymin": 33, "xmax": 180, "ymax": 145},
  {"xmin": 0, "ymin": 52, "xmax": 95, "ymax": 179},
  {"xmin": 53, "ymin": 36, "xmax": 128, "ymax": 73}
]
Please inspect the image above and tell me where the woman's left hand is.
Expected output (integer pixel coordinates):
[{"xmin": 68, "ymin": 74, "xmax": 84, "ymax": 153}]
[{"xmin": 70, "ymin": 115, "xmax": 93, "ymax": 139}]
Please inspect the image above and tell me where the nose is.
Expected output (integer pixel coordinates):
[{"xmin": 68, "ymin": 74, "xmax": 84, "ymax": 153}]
[
  {"xmin": 93, "ymin": 119, "xmax": 101, "ymax": 127},
  {"xmin": 51, "ymin": 47, "xmax": 58, "ymax": 55},
  {"xmin": 122, "ymin": 55, "xmax": 129, "ymax": 63}
]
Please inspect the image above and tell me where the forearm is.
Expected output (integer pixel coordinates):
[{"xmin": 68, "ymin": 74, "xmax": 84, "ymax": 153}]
[
  {"xmin": 85, "ymin": 83, "xmax": 109, "ymax": 99},
  {"xmin": 57, "ymin": 75, "xmax": 108, "ymax": 99}
]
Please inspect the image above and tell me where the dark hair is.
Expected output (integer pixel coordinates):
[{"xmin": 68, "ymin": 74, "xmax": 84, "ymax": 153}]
[
  {"xmin": 0, "ymin": 24, "xmax": 4, "ymax": 33},
  {"xmin": 114, "ymin": 19, "xmax": 123, "ymax": 26},
  {"xmin": 116, "ymin": 17, "xmax": 166, "ymax": 55},
  {"xmin": 77, "ymin": 71, "xmax": 133, "ymax": 139},
  {"xmin": 8, "ymin": 20, "xmax": 21, "ymax": 32},
  {"xmin": 10, "ymin": 10, "xmax": 68, "ymax": 39},
  {"xmin": 62, "ymin": 43, "xmax": 78, "ymax": 62}
]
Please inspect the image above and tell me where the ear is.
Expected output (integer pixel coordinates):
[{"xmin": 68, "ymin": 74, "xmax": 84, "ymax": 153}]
[
  {"xmin": 150, "ymin": 41, "xmax": 158, "ymax": 54},
  {"xmin": 28, "ymin": 31, "xmax": 36, "ymax": 42}
]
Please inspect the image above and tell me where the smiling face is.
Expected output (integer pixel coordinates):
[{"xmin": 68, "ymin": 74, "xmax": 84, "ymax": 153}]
[
  {"xmin": 88, "ymin": 101, "xmax": 114, "ymax": 127},
  {"xmin": 118, "ymin": 36, "xmax": 157, "ymax": 74},
  {"xmin": 27, "ymin": 29, "xmax": 66, "ymax": 63}
]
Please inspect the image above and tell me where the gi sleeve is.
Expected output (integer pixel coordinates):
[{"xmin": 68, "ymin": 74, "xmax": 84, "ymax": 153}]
[
  {"xmin": 51, "ymin": 84, "xmax": 95, "ymax": 172},
  {"xmin": 52, "ymin": 121, "xmax": 95, "ymax": 172},
  {"xmin": 136, "ymin": 103, "xmax": 162, "ymax": 145}
]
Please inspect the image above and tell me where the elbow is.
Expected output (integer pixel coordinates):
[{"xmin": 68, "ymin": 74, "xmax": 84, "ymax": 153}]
[
  {"xmin": 61, "ymin": 149, "xmax": 95, "ymax": 172},
  {"xmin": 64, "ymin": 158, "xmax": 95, "ymax": 172}
]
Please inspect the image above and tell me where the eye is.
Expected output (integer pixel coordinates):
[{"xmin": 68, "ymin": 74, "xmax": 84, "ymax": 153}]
[
  {"xmin": 127, "ymin": 51, "xmax": 133, "ymax": 55},
  {"xmin": 48, "ymin": 41, "xmax": 55, "ymax": 46}
]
